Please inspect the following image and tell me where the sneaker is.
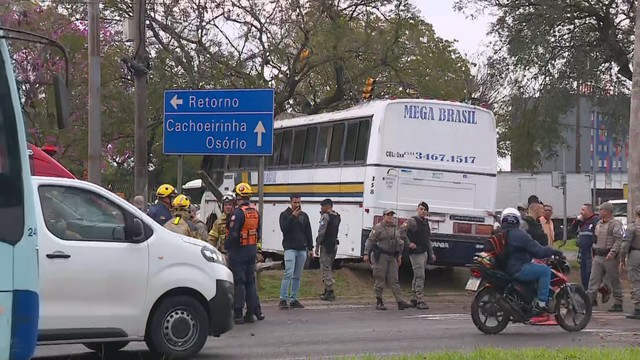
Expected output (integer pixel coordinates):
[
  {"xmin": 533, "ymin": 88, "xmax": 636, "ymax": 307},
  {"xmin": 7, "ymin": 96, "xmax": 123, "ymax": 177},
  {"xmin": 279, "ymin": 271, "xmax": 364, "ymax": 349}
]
[
  {"xmin": 609, "ymin": 303, "xmax": 623, "ymax": 312},
  {"xmin": 532, "ymin": 303, "xmax": 550, "ymax": 317},
  {"xmin": 278, "ymin": 300, "xmax": 288, "ymax": 309},
  {"xmin": 255, "ymin": 312, "xmax": 266, "ymax": 321},
  {"xmin": 289, "ymin": 300, "xmax": 305, "ymax": 309},
  {"xmin": 234, "ymin": 317, "xmax": 245, "ymax": 325}
]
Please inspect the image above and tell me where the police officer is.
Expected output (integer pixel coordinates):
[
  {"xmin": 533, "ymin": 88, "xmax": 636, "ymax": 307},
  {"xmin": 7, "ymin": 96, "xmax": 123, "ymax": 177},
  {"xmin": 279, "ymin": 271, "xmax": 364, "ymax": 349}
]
[
  {"xmin": 620, "ymin": 205, "xmax": 640, "ymax": 319},
  {"xmin": 571, "ymin": 203, "xmax": 600, "ymax": 291},
  {"xmin": 147, "ymin": 184, "xmax": 176, "ymax": 225},
  {"xmin": 315, "ymin": 198, "xmax": 341, "ymax": 302},
  {"xmin": 207, "ymin": 192, "xmax": 235, "ymax": 253},
  {"xmin": 225, "ymin": 182, "xmax": 264, "ymax": 324},
  {"xmin": 399, "ymin": 201, "xmax": 435, "ymax": 310},
  {"xmin": 164, "ymin": 194, "xmax": 198, "ymax": 238},
  {"xmin": 363, "ymin": 209, "xmax": 413, "ymax": 311},
  {"xmin": 588, "ymin": 202, "xmax": 625, "ymax": 312}
]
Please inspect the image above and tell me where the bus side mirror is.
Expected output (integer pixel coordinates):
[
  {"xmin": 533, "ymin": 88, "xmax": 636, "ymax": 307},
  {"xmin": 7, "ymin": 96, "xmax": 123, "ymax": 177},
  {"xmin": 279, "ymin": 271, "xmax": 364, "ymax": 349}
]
[{"xmin": 53, "ymin": 73, "xmax": 70, "ymax": 130}]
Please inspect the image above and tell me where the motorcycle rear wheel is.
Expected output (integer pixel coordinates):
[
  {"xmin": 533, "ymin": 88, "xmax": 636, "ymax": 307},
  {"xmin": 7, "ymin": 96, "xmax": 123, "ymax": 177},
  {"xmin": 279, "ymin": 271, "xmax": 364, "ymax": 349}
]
[
  {"xmin": 471, "ymin": 286, "xmax": 510, "ymax": 335},
  {"xmin": 555, "ymin": 285, "xmax": 592, "ymax": 332}
]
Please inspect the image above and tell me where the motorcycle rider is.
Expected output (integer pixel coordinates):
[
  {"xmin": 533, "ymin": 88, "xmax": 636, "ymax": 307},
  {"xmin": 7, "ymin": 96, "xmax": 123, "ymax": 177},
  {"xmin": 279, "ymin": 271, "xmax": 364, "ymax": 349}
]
[{"xmin": 501, "ymin": 207, "xmax": 564, "ymax": 318}]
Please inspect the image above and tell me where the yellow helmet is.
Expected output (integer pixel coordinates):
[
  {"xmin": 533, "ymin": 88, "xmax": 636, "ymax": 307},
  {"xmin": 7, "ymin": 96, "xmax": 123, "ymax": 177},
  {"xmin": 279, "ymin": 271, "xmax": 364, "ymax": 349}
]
[
  {"xmin": 235, "ymin": 182, "xmax": 253, "ymax": 197},
  {"xmin": 156, "ymin": 184, "xmax": 176, "ymax": 198},
  {"xmin": 172, "ymin": 194, "xmax": 191, "ymax": 209}
]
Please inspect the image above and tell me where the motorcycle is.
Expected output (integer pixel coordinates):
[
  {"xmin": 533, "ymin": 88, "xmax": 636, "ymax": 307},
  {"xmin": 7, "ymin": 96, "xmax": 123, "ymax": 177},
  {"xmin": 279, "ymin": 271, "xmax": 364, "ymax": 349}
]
[{"xmin": 465, "ymin": 252, "xmax": 592, "ymax": 334}]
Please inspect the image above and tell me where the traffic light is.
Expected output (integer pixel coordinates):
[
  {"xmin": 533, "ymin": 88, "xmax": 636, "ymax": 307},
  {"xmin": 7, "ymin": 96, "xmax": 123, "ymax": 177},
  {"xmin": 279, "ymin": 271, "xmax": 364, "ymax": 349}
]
[{"xmin": 362, "ymin": 77, "xmax": 376, "ymax": 100}]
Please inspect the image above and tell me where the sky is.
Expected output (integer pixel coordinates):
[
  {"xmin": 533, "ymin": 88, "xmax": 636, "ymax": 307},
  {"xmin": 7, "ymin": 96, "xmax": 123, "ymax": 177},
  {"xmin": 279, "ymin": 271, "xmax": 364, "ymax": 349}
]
[{"xmin": 413, "ymin": 1, "xmax": 510, "ymax": 171}]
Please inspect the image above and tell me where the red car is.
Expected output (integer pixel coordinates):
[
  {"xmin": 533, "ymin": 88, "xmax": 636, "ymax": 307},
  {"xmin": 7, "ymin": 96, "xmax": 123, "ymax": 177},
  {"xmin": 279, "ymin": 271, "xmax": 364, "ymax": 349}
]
[{"xmin": 27, "ymin": 143, "xmax": 75, "ymax": 179}]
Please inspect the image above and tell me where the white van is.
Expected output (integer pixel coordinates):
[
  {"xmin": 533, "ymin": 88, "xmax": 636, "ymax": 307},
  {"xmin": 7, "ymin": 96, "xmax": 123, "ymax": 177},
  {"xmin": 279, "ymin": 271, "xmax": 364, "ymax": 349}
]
[{"xmin": 33, "ymin": 176, "xmax": 234, "ymax": 359}]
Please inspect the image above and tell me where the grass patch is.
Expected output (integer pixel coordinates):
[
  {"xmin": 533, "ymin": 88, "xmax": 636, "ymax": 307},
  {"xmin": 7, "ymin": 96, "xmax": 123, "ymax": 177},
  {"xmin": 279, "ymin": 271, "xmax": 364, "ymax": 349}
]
[
  {"xmin": 345, "ymin": 347, "xmax": 640, "ymax": 359},
  {"xmin": 558, "ymin": 238, "xmax": 578, "ymax": 251},
  {"xmin": 257, "ymin": 268, "xmax": 374, "ymax": 300}
]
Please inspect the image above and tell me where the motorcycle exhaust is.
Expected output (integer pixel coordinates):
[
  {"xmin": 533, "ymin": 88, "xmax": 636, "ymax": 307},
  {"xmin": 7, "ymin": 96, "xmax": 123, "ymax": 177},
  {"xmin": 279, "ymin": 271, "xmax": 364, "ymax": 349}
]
[{"xmin": 497, "ymin": 297, "xmax": 526, "ymax": 323}]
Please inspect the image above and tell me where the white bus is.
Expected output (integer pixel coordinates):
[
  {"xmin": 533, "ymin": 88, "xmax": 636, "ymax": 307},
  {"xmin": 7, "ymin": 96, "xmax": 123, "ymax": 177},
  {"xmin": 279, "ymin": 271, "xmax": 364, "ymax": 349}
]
[{"xmin": 195, "ymin": 98, "xmax": 497, "ymax": 267}]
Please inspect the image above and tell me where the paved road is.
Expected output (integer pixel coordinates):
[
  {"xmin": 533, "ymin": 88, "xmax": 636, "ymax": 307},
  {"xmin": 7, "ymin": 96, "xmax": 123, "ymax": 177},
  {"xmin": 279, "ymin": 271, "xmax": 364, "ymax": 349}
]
[{"xmin": 34, "ymin": 296, "xmax": 640, "ymax": 360}]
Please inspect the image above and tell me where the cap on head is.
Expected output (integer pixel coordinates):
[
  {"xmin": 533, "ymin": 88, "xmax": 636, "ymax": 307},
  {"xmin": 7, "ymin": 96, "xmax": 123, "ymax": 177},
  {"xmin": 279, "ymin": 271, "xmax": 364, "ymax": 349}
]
[
  {"xmin": 383, "ymin": 208, "xmax": 396, "ymax": 216},
  {"xmin": 418, "ymin": 201, "xmax": 429, "ymax": 211},
  {"xmin": 599, "ymin": 202, "xmax": 614, "ymax": 212}
]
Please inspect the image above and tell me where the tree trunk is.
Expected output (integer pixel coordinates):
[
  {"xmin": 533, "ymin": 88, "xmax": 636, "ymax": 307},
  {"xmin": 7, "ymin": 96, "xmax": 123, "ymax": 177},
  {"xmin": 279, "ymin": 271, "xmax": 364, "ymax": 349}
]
[{"xmin": 628, "ymin": 5, "xmax": 640, "ymax": 224}]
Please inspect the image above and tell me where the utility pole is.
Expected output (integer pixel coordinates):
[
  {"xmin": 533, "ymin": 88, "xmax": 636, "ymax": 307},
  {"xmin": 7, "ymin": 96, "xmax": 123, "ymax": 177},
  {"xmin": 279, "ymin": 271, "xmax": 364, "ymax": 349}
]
[
  {"xmin": 628, "ymin": 4, "xmax": 640, "ymax": 225},
  {"xmin": 133, "ymin": 0, "xmax": 149, "ymax": 209},
  {"xmin": 575, "ymin": 91, "xmax": 581, "ymax": 173},
  {"xmin": 87, "ymin": 0, "xmax": 101, "ymax": 185}
]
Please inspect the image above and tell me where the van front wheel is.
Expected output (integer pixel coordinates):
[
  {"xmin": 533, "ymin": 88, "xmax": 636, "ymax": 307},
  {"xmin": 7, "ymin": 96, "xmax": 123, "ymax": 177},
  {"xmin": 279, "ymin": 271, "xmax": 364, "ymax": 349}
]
[{"xmin": 145, "ymin": 295, "xmax": 209, "ymax": 359}]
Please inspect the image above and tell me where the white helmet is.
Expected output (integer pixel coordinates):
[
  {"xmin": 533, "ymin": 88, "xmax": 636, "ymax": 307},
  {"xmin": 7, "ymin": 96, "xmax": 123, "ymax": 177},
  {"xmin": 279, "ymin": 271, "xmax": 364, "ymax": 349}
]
[
  {"xmin": 501, "ymin": 207, "xmax": 521, "ymax": 226},
  {"xmin": 222, "ymin": 192, "xmax": 235, "ymax": 203}
]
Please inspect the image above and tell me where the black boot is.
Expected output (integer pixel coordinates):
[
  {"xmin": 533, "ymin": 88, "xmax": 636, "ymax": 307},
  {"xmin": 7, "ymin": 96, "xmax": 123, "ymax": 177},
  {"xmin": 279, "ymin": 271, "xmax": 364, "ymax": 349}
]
[
  {"xmin": 320, "ymin": 290, "xmax": 336, "ymax": 301},
  {"xmin": 625, "ymin": 308, "xmax": 640, "ymax": 319},
  {"xmin": 411, "ymin": 299, "xmax": 418, "ymax": 307},
  {"xmin": 397, "ymin": 301, "xmax": 412, "ymax": 310},
  {"xmin": 609, "ymin": 303, "xmax": 623, "ymax": 312},
  {"xmin": 376, "ymin": 297, "xmax": 387, "ymax": 310}
]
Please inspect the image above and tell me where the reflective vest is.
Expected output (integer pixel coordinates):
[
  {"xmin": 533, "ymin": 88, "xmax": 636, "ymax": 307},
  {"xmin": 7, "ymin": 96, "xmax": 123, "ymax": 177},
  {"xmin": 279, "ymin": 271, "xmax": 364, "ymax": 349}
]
[
  {"xmin": 225, "ymin": 205, "xmax": 260, "ymax": 246},
  {"xmin": 240, "ymin": 205, "xmax": 259, "ymax": 246}
]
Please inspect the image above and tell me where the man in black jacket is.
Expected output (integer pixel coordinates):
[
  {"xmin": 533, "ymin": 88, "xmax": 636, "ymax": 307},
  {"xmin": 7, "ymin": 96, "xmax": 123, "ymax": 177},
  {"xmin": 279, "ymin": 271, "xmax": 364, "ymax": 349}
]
[
  {"xmin": 278, "ymin": 194, "xmax": 314, "ymax": 309},
  {"xmin": 399, "ymin": 201, "xmax": 435, "ymax": 310}
]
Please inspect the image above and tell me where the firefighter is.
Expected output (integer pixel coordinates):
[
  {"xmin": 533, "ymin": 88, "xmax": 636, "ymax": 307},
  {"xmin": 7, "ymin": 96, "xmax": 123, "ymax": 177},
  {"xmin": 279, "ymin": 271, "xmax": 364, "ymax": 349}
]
[
  {"xmin": 225, "ymin": 182, "xmax": 264, "ymax": 324},
  {"xmin": 147, "ymin": 184, "xmax": 176, "ymax": 225},
  {"xmin": 164, "ymin": 194, "xmax": 197, "ymax": 238},
  {"xmin": 207, "ymin": 192, "xmax": 236, "ymax": 253}
]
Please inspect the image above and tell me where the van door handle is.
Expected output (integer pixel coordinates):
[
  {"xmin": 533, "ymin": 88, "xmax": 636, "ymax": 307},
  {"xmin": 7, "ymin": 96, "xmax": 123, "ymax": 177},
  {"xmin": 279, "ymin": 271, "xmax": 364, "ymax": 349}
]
[{"xmin": 46, "ymin": 251, "xmax": 71, "ymax": 259}]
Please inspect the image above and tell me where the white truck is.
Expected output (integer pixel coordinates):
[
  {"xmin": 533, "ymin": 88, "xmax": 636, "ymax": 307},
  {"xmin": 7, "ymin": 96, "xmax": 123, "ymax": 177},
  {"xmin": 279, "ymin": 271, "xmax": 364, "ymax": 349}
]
[{"xmin": 495, "ymin": 172, "xmax": 593, "ymax": 219}]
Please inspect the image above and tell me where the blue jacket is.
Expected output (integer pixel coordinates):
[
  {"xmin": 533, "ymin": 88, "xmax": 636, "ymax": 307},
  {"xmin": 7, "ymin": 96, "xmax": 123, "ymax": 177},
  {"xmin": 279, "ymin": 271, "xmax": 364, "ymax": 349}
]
[
  {"xmin": 147, "ymin": 203, "xmax": 172, "ymax": 225},
  {"xmin": 572, "ymin": 215, "xmax": 600, "ymax": 249},
  {"xmin": 504, "ymin": 224, "xmax": 558, "ymax": 276}
]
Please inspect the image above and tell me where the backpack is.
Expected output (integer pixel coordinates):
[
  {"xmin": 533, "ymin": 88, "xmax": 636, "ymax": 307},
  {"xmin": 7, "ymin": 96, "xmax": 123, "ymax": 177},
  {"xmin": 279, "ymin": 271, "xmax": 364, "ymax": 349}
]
[{"xmin": 483, "ymin": 230, "xmax": 509, "ymax": 269}]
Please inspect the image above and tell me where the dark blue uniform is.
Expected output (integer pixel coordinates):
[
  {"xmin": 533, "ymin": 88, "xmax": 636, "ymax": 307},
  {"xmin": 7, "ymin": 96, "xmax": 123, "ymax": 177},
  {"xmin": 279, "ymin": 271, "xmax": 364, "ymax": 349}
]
[
  {"xmin": 147, "ymin": 202, "xmax": 172, "ymax": 225},
  {"xmin": 225, "ymin": 202, "xmax": 263, "ymax": 321},
  {"xmin": 572, "ymin": 215, "xmax": 600, "ymax": 289}
]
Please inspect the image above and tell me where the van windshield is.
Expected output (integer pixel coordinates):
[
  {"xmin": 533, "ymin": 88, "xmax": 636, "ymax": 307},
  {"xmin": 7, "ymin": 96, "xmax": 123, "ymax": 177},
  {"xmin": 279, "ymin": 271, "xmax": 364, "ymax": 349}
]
[{"xmin": 612, "ymin": 203, "xmax": 627, "ymax": 217}]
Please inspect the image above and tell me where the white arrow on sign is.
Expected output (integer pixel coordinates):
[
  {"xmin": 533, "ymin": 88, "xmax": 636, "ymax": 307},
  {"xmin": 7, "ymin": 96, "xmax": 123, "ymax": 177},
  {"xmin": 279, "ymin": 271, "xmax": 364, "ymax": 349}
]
[
  {"xmin": 170, "ymin": 94, "xmax": 183, "ymax": 110},
  {"xmin": 254, "ymin": 121, "xmax": 266, "ymax": 147}
]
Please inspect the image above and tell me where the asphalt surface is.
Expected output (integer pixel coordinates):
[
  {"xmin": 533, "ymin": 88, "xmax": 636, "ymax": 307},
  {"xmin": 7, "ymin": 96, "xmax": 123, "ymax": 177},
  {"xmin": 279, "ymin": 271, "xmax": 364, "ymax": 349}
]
[{"xmin": 33, "ymin": 295, "xmax": 640, "ymax": 360}]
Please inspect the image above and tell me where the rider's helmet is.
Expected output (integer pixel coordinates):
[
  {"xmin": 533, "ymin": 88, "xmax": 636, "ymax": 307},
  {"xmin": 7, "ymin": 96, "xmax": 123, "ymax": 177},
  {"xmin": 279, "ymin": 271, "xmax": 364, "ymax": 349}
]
[
  {"xmin": 235, "ymin": 182, "xmax": 253, "ymax": 197},
  {"xmin": 501, "ymin": 207, "xmax": 521, "ymax": 226}
]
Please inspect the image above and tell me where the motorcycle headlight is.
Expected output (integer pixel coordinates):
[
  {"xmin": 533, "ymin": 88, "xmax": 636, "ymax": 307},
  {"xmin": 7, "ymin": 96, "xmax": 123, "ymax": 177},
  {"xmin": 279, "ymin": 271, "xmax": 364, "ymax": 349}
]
[{"xmin": 201, "ymin": 246, "xmax": 226, "ymax": 266}]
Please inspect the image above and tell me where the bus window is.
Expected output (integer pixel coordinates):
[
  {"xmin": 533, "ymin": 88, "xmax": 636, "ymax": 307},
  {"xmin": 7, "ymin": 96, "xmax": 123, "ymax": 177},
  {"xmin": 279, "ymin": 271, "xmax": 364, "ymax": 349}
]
[
  {"xmin": 354, "ymin": 118, "xmax": 371, "ymax": 162},
  {"xmin": 269, "ymin": 131, "xmax": 283, "ymax": 167},
  {"xmin": 328, "ymin": 122, "xmax": 345, "ymax": 164},
  {"xmin": 302, "ymin": 126, "xmax": 318, "ymax": 166},
  {"xmin": 290, "ymin": 128, "xmax": 306, "ymax": 167},
  {"xmin": 316, "ymin": 125, "xmax": 331, "ymax": 164},
  {"xmin": 343, "ymin": 121, "xmax": 360, "ymax": 163},
  {"xmin": 278, "ymin": 129, "xmax": 293, "ymax": 167}
]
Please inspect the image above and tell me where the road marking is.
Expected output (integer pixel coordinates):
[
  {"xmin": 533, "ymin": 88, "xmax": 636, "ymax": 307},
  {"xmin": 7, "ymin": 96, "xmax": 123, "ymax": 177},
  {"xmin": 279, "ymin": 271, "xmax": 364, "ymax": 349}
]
[{"xmin": 302, "ymin": 304, "xmax": 369, "ymax": 310}]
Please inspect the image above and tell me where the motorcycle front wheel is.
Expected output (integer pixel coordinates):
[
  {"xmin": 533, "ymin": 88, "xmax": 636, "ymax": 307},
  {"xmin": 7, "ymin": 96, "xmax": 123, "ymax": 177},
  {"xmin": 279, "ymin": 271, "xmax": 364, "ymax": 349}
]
[
  {"xmin": 471, "ymin": 286, "xmax": 510, "ymax": 335},
  {"xmin": 555, "ymin": 284, "xmax": 592, "ymax": 332}
]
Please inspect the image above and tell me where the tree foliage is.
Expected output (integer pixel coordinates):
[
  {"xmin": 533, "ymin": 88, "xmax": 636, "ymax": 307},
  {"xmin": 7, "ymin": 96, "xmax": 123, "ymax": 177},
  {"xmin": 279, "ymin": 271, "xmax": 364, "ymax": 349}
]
[
  {"xmin": 455, "ymin": 0, "xmax": 634, "ymax": 171},
  {"xmin": 4, "ymin": 0, "xmax": 474, "ymax": 195}
]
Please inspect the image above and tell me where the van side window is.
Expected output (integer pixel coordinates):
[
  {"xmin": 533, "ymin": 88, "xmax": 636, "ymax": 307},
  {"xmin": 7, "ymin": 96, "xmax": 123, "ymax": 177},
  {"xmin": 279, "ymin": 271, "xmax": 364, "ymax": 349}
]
[{"xmin": 38, "ymin": 186, "xmax": 129, "ymax": 242}]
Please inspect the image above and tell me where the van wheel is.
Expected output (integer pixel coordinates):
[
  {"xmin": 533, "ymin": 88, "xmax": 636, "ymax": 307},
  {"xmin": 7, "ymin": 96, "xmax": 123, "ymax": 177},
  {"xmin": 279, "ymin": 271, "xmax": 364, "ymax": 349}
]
[
  {"xmin": 145, "ymin": 295, "xmax": 209, "ymax": 359},
  {"xmin": 83, "ymin": 341, "xmax": 129, "ymax": 354}
]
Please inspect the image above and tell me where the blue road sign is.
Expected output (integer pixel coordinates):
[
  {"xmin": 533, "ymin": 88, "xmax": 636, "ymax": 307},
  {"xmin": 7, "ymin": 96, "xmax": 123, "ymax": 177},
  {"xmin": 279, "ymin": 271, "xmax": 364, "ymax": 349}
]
[{"xmin": 163, "ymin": 88, "xmax": 274, "ymax": 155}]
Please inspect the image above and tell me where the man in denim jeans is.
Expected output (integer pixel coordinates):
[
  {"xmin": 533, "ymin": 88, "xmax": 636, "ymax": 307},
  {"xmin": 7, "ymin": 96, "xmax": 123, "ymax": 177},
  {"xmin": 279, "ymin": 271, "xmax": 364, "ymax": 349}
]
[
  {"xmin": 278, "ymin": 194, "xmax": 314, "ymax": 309},
  {"xmin": 501, "ymin": 208, "xmax": 563, "ymax": 322}
]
